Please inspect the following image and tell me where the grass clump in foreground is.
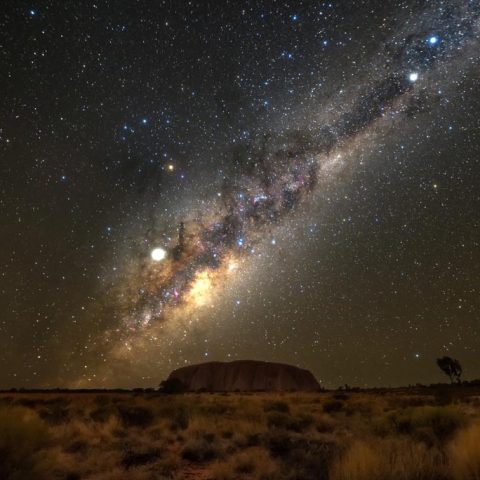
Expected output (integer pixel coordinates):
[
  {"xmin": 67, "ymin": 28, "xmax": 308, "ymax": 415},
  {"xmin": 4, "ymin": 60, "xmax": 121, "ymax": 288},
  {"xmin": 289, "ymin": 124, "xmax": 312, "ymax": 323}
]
[{"xmin": 0, "ymin": 388, "xmax": 479, "ymax": 479}]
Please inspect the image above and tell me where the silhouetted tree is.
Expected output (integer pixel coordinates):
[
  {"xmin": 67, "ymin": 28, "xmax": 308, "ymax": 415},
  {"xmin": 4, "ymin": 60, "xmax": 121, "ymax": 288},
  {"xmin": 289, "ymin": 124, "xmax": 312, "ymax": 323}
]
[{"xmin": 437, "ymin": 356, "xmax": 462, "ymax": 384}]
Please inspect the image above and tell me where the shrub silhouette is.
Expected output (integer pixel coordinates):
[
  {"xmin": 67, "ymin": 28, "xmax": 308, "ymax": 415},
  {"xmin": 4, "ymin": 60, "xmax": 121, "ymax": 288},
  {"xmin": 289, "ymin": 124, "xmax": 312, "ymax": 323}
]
[
  {"xmin": 122, "ymin": 448, "xmax": 161, "ymax": 469},
  {"xmin": 264, "ymin": 400, "xmax": 290, "ymax": 414},
  {"xmin": 181, "ymin": 438, "xmax": 221, "ymax": 462},
  {"xmin": 323, "ymin": 400, "xmax": 344, "ymax": 413},
  {"xmin": 118, "ymin": 405, "xmax": 154, "ymax": 428}
]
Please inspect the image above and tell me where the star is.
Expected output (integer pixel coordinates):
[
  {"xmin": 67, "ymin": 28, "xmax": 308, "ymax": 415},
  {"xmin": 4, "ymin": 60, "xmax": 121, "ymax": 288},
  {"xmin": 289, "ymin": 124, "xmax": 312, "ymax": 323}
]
[{"xmin": 408, "ymin": 72, "xmax": 419, "ymax": 82}]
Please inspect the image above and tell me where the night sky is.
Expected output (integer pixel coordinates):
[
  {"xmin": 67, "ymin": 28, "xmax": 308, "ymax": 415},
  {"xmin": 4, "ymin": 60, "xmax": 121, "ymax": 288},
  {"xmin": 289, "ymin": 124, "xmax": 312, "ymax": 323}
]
[{"xmin": 2, "ymin": 0, "xmax": 480, "ymax": 389}]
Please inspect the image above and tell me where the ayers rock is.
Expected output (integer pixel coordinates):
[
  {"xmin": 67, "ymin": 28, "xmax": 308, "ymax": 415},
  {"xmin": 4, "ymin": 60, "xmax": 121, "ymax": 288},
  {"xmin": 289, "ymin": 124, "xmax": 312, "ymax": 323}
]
[{"xmin": 167, "ymin": 360, "xmax": 320, "ymax": 392}]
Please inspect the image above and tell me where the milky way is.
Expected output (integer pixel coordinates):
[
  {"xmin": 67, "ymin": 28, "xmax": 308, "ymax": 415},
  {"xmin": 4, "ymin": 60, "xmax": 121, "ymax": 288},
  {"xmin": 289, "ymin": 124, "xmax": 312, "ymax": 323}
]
[{"xmin": 72, "ymin": 0, "xmax": 480, "ymax": 386}]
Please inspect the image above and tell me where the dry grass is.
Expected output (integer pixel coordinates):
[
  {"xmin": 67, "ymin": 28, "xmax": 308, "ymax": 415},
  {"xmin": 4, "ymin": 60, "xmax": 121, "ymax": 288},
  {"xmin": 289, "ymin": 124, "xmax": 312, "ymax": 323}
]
[
  {"xmin": 0, "ymin": 389, "xmax": 479, "ymax": 479},
  {"xmin": 331, "ymin": 438, "xmax": 445, "ymax": 480},
  {"xmin": 449, "ymin": 422, "xmax": 480, "ymax": 480}
]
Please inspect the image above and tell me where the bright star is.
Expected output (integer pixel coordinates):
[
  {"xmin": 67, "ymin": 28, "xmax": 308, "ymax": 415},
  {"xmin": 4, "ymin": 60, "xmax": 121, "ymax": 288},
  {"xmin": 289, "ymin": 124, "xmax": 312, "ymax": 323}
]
[
  {"xmin": 408, "ymin": 72, "xmax": 419, "ymax": 82},
  {"xmin": 428, "ymin": 36, "xmax": 438, "ymax": 45},
  {"xmin": 151, "ymin": 247, "xmax": 167, "ymax": 262}
]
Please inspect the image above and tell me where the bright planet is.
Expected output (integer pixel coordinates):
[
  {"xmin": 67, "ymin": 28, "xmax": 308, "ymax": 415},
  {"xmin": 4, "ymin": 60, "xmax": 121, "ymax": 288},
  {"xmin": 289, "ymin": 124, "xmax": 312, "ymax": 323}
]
[{"xmin": 151, "ymin": 247, "xmax": 167, "ymax": 262}]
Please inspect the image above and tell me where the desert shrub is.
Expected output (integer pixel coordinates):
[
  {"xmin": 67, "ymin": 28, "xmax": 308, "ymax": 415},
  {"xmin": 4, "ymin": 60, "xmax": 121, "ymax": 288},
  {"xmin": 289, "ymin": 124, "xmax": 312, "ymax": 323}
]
[
  {"xmin": 266, "ymin": 411, "xmax": 314, "ymax": 432},
  {"xmin": 449, "ymin": 422, "xmax": 480, "ymax": 480},
  {"xmin": 265, "ymin": 432, "xmax": 296, "ymax": 457},
  {"xmin": 316, "ymin": 415, "xmax": 336, "ymax": 433},
  {"xmin": 211, "ymin": 447, "xmax": 277, "ymax": 480},
  {"xmin": 202, "ymin": 431, "xmax": 217, "ymax": 443},
  {"xmin": 245, "ymin": 432, "xmax": 262, "ymax": 446},
  {"xmin": 64, "ymin": 439, "xmax": 89, "ymax": 454},
  {"xmin": 90, "ymin": 406, "xmax": 116, "ymax": 423},
  {"xmin": 264, "ymin": 400, "xmax": 290, "ymax": 414},
  {"xmin": 270, "ymin": 436, "xmax": 340, "ymax": 480},
  {"xmin": 267, "ymin": 411, "xmax": 292, "ymax": 429},
  {"xmin": 38, "ymin": 403, "xmax": 69, "ymax": 425},
  {"xmin": 0, "ymin": 406, "xmax": 49, "ymax": 479},
  {"xmin": 344, "ymin": 400, "xmax": 376, "ymax": 417},
  {"xmin": 157, "ymin": 451, "xmax": 181, "ymax": 476},
  {"xmin": 118, "ymin": 405, "xmax": 154, "ymax": 428},
  {"xmin": 232, "ymin": 453, "xmax": 255, "ymax": 474},
  {"xmin": 121, "ymin": 448, "xmax": 161, "ymax": 468},
  {"xmin": 181, "ymin": 437, "xmax": 222, "ymax": 462},
  {"xmin": 293, "ymin": 413, "xmax": 315, "ymax": 431},
  {"xmin": 286, "ymin": 449, "xmax": 333, "ymax": 480},
  {"xmin": 234, "ymin": 431, "xmax": 262, "ymax": 448},
  {"xmin": 171, "ymin": 404, "xmax": 189, "ymax": 430},
  {"xmin": 323, "ymin": 399, "xmax": 344, "ymax": 413}
]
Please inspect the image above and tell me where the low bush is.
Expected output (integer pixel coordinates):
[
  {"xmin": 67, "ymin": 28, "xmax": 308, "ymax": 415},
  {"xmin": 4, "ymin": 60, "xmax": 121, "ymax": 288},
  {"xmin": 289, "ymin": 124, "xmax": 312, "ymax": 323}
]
[
  {"xmin": 38, "ymin": 403, "xmax": 69, "ymax": 425},
  {"xmin": 171, "ymin": 403, "xmax": 189, "ymax": 430},
  {"xmin": 90, "ymin": 406, "xmax": 115, "ymax": 423},
  {"xmin": 181, "ymin": 438, "xmax": 222, "ymax": 462},
  {"xmin": 266, "ymin": 411, "xmax": 314, "ymax": 432},
  {"xmin": 264, "ymin": 400, "xmax": 290, "ymax": 414},
  {"xmin": 118, "ymin": 405, "xmax": 154, "ymax": 428},
  {"xmin": 266, "ymin": 432, "xmax": 295, "ymax": 457},
  {"xmin": 323, "ymin": 400, "xmax": 344, "ymax": 413},
  {"xmin": 121, "ymin": 448, "xmax": 161, "ymax": 468},
  {"xmin": 211, "ymin": 447, "xmax": 277, "ymax": 480},
  {"xmin": 267, "ymin": 412, "xmax": 292, "ymax": 429}
]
